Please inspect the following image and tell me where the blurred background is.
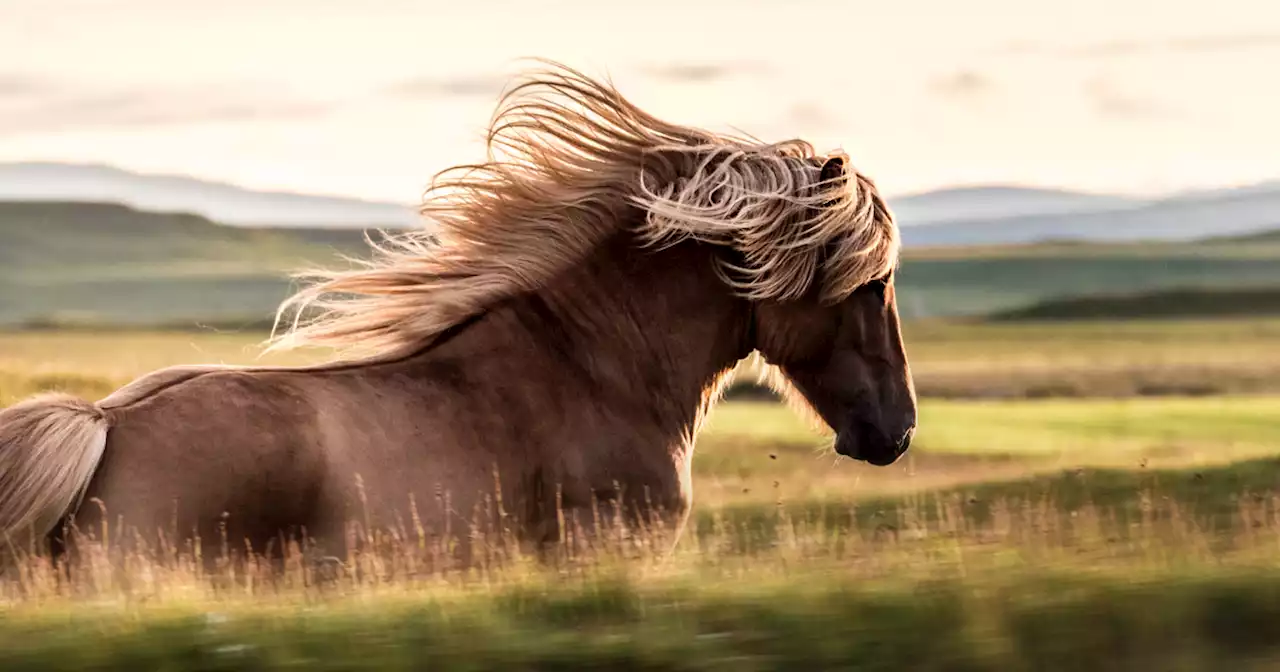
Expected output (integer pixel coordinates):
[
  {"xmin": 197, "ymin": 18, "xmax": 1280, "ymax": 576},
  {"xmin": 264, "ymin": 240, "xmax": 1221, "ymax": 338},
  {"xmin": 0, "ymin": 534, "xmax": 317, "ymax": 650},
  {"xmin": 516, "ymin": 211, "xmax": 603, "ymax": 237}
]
[{"xmin": 3, "ymin": 1, "xmax": 1280, "ymax": 668}]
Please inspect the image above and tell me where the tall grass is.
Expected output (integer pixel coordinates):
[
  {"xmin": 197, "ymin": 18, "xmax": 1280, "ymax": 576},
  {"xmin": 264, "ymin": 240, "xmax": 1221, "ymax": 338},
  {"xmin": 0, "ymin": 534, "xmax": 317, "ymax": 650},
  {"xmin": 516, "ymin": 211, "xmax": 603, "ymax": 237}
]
[{"xmin": 5, "ymin": 475, "xmax": 1280, "ymax": 670}]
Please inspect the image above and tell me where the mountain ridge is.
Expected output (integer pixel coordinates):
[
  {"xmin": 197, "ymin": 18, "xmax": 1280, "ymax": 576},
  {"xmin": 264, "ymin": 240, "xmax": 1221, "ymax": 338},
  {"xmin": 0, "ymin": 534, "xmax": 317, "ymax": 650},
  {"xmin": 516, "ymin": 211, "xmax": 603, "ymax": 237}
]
[
  {"xmin": 0, "ymin": 162, "xmax": 421, "ymax": 229},
  {"xmin": 3, "ymin": 161, "xmax": 1278, "ymax": 245},
  {"xmin": 900, "ymin": 186, "xmax": 1280, "ymax": 247}
]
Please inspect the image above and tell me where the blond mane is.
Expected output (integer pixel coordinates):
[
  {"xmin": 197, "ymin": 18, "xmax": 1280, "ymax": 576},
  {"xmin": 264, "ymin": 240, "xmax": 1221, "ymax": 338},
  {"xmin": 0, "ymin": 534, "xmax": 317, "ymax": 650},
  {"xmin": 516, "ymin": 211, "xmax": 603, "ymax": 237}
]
[{"xmin": 268, "ymin": 60, "xmax": 898, "ymax": 359}]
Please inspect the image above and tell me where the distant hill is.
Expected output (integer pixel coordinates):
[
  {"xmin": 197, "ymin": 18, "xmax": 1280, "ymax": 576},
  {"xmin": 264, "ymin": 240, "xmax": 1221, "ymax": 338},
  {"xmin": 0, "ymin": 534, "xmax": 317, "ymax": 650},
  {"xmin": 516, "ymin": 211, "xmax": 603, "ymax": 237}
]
[
  {"xmin": 900, "ymin": 182, "xmax": 1280, "ymax": 247},
  {"xmin": 894, "ymin": 236, "xmax": 1280, "ymax": 319},
  {"xmin": 0, "ymin": 201, "xmax": 372, "ymax": 265},
  {"xmin": 0, "ymin": 162, "xmax": 420, "ymax": 229},
  {"xmin": 888, "ymin": 185, "xmax": 1140, "ymax": 227},
  {"xmin": 0, "ymin": 201, "xmax": 375, "ymax": 327},
  {"xmin": 5, "ymin": 200, "xmax": 1280, "ymax": 327},
  {"xmin": 987, "ymin": 286, "xmax": 1280, "ymax": 322},
  {"xmin": 1204, "ymin": 225, "xmax": 1280, "ymax": 244}
]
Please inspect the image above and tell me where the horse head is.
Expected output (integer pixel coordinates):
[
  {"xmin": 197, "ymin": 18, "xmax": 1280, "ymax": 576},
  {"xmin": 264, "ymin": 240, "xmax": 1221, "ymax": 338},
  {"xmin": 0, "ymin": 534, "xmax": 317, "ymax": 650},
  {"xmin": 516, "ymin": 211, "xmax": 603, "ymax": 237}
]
[{"xmin": 749, "ymin": 155, "xmax": 916, "ymax": 466}]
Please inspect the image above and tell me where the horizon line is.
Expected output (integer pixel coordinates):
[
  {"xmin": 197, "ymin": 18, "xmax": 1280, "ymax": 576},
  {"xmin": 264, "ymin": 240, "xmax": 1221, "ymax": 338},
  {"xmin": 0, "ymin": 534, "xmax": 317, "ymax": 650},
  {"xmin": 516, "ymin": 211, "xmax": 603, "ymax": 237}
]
[{"xmin": 3, "ymin": 158, "xmax": 1277, "ymax": 207}]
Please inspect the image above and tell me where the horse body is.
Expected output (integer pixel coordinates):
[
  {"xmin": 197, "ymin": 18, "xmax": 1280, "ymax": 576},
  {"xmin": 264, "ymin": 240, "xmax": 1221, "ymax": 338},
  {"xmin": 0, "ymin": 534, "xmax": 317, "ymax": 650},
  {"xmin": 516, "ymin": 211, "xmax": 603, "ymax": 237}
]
[
  {"xmin": 0, "ymin": 62, "xmax": 916, "ymax": 570},
  {"xmin": 46, "ymin": 234, "xmax": 744, "ymax": 562}
]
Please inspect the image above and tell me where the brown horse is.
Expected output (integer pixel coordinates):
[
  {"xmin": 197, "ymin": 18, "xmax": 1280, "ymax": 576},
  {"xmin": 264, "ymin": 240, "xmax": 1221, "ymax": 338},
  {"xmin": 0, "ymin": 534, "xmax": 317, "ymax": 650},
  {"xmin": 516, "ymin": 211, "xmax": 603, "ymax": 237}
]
[{"xmin": 0, "ymin": 62, "xmax": 915, "ymax": 568}]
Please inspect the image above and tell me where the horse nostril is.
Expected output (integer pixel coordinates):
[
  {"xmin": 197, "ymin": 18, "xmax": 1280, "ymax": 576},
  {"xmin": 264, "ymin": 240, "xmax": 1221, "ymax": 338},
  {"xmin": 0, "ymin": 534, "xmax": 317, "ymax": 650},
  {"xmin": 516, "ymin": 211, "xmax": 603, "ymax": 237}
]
[{"xmin": 896, "ymin": 428, "xmax": 914, "ymax": 452}]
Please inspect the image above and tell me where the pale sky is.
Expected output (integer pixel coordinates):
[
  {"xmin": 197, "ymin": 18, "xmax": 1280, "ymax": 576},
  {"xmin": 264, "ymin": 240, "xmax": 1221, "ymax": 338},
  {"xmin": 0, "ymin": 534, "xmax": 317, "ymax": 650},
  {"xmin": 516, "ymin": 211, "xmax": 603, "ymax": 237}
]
[{"xmin": 2, "ymin": 0, "xmax": 1277, "ymax": 204}]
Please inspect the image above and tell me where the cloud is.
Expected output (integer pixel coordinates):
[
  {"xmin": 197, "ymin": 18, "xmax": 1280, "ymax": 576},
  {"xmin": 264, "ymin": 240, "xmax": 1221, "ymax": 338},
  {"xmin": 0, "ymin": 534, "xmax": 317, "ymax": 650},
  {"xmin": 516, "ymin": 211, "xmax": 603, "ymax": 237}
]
[
  {"xmin": 0, "ymin": 83, "xmax": 334, "ymax": 135},
  {"xmin": 0, "ymin": 75, "xmax": 54, "ymax": 99},
  {"xmin": 786, "ymin": 102, "xmax": 843, "ymax": 132},
  {"xmin": 387, "ymin": 73, "xmax": 512, "ymax": 99},
  {"xmin": 1001, "ymin": 32, "xmax": 1280, "ymax": 59},
  {"xmin": 930, "ymin": 70, "xmax": 993, "ymax": 99},
  {"xmin": 387, "ymin": 62, "xmax": 770, "ymax": 101},
  {"xmin": 1084, "ymin": 77, "xmax": 1171, "ymax": 120},
  {"xmin": 640, "ymin": 61, "xmax": 767, "ymax": 84}
]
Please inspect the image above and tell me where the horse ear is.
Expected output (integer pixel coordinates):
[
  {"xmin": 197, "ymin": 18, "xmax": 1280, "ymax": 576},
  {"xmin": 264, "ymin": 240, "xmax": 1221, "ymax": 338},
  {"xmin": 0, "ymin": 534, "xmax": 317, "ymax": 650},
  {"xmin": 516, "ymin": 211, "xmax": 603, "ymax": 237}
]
[
  {"xmin": 819, "ymin": 155, "xmax": 846, "ymax": 184},
  {"xmin": 817, "ymin": 155, "xmax": 848, "ymax": 210}
]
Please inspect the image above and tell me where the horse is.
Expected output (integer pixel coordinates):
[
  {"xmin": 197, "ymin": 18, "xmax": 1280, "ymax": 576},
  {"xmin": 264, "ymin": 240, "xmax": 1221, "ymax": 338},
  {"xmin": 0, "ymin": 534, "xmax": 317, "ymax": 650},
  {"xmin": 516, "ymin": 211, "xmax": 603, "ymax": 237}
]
[{"xmin": 0, "ymin": 62, "xmax": 916, "ymax": 571}]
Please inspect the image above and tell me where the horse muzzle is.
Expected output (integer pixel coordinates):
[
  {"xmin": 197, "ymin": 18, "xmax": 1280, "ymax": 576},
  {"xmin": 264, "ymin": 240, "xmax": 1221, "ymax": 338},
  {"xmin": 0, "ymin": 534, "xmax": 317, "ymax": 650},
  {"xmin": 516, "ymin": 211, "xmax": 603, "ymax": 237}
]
[{"xmin": 834, "ymin": 420, "xmax": 913, "ymax": 466}]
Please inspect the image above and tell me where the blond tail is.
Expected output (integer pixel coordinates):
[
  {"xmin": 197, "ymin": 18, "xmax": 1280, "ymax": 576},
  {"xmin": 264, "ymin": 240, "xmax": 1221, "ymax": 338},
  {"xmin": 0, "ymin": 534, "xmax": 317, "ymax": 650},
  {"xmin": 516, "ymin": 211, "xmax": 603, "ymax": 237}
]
[{"xmin": 0, "ymin": 393, "xmax": 109, "ymax": 544}]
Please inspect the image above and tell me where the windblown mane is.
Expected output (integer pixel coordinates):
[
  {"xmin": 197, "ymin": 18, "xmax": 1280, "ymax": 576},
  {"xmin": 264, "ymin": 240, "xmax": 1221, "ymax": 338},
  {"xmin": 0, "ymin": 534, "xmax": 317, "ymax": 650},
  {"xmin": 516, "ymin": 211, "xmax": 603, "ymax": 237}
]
[{"xmin": 268, "ymin": 60, "xmax": 898, "ymax": 358}]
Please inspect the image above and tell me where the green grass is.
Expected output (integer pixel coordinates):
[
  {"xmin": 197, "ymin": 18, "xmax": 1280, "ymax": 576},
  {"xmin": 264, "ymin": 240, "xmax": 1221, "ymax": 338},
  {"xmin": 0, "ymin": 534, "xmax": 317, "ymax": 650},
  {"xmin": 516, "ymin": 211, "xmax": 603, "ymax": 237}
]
[
  {"xmin": 705, "ymin": 396, "xmax": 1280, "ymax": 462},
  {"xmin": 8, "ymin": 461, "xmax": 1280, "ymax": 670},
  {"xmin": 916, "ymin": 395, "xmax": 1280, "ymax": 460},
  {"xmin": 9, "ymin": 569, "xmax": 1280, "ymax": 670},
  {"xmin": 695, "ymin": 396, "xmax": 1280, "ymax": 507},
  {"xmin": 899, "ymin": 317, "xmax": 1280, "ymax": 398}
]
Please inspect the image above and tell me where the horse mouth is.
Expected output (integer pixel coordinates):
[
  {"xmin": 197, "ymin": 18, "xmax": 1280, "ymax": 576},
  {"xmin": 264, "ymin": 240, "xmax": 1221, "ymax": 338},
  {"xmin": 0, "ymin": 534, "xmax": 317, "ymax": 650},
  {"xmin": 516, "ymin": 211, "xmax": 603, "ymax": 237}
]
[{"xmin": 834, "ymin": 424, "xmax": 907, "ymax": 467}]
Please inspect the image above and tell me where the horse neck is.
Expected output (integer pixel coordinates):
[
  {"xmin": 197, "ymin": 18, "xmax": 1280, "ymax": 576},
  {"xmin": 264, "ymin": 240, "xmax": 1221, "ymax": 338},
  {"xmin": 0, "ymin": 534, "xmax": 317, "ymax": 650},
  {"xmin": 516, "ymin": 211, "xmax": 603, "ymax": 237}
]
[{"xmin": 440, "ymin": 234, "xmax": 753, "ymax": 441}]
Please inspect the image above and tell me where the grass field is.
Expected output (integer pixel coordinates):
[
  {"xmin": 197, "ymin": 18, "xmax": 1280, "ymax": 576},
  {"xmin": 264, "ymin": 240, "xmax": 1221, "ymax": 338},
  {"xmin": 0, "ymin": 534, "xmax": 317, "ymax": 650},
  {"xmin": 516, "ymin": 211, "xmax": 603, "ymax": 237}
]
[
  {"xmin": 900, "ymin": 318, "xmax": 1280, "ymax": 397},
  {"xmin": 2, "ymin": 323, "xmax": 1280, "ymax": 668},
  {"xmin": 5, "ymin": 318, "xmax": 1280, "ymax": 404}
]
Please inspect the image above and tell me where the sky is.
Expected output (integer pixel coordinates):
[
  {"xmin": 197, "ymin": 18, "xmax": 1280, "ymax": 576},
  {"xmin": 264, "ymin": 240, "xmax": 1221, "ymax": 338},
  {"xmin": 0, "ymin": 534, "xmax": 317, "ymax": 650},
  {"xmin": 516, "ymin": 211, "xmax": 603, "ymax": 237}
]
[{"xmin": 2, "ymin": 0, "xmax": 1278, "ymax": 205}]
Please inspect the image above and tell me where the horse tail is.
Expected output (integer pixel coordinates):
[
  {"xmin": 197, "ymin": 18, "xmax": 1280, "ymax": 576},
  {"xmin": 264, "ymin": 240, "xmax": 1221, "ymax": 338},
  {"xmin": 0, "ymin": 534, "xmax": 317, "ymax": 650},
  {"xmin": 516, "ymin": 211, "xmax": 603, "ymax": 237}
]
[{"xmin": 0, "ymin": 393, "xmax": 109, "ymax": 544}]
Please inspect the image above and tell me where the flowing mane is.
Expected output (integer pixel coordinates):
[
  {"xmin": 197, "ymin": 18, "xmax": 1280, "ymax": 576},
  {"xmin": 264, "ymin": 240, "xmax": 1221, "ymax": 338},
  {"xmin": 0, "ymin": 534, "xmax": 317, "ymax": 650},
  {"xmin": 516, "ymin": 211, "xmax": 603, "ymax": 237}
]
[{"xmin": 268, "ymin": 60, "xmax": 899, "ymax": 359}]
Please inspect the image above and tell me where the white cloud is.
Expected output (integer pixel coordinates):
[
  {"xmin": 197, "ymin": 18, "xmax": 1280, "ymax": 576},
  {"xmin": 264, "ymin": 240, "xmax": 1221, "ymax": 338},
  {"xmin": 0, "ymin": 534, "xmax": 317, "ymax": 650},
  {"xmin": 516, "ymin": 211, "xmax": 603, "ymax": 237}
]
[{"xmin": 0, "ymin": 81, "xmax": 336, "ymax": 135}]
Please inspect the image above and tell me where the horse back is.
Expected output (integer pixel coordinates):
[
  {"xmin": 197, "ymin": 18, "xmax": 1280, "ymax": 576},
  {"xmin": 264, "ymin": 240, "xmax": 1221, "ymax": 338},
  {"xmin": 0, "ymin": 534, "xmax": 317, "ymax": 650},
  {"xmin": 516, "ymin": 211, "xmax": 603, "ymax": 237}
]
[
  {"xmin": 74, "ymin": 366, "xmax": 332, "ymax": 559},
  {"xmin": 75, "ymin": 361, "xmax": 508, "ymax": 562}
]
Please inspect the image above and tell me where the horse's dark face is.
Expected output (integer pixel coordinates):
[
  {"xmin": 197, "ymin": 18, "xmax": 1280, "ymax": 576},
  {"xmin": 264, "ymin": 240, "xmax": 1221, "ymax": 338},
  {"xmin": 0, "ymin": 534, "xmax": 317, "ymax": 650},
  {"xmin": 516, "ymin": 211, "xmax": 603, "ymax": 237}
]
[{"xmin": 753, "ymin": 272, "xmax": 917, "ymax": 466}]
